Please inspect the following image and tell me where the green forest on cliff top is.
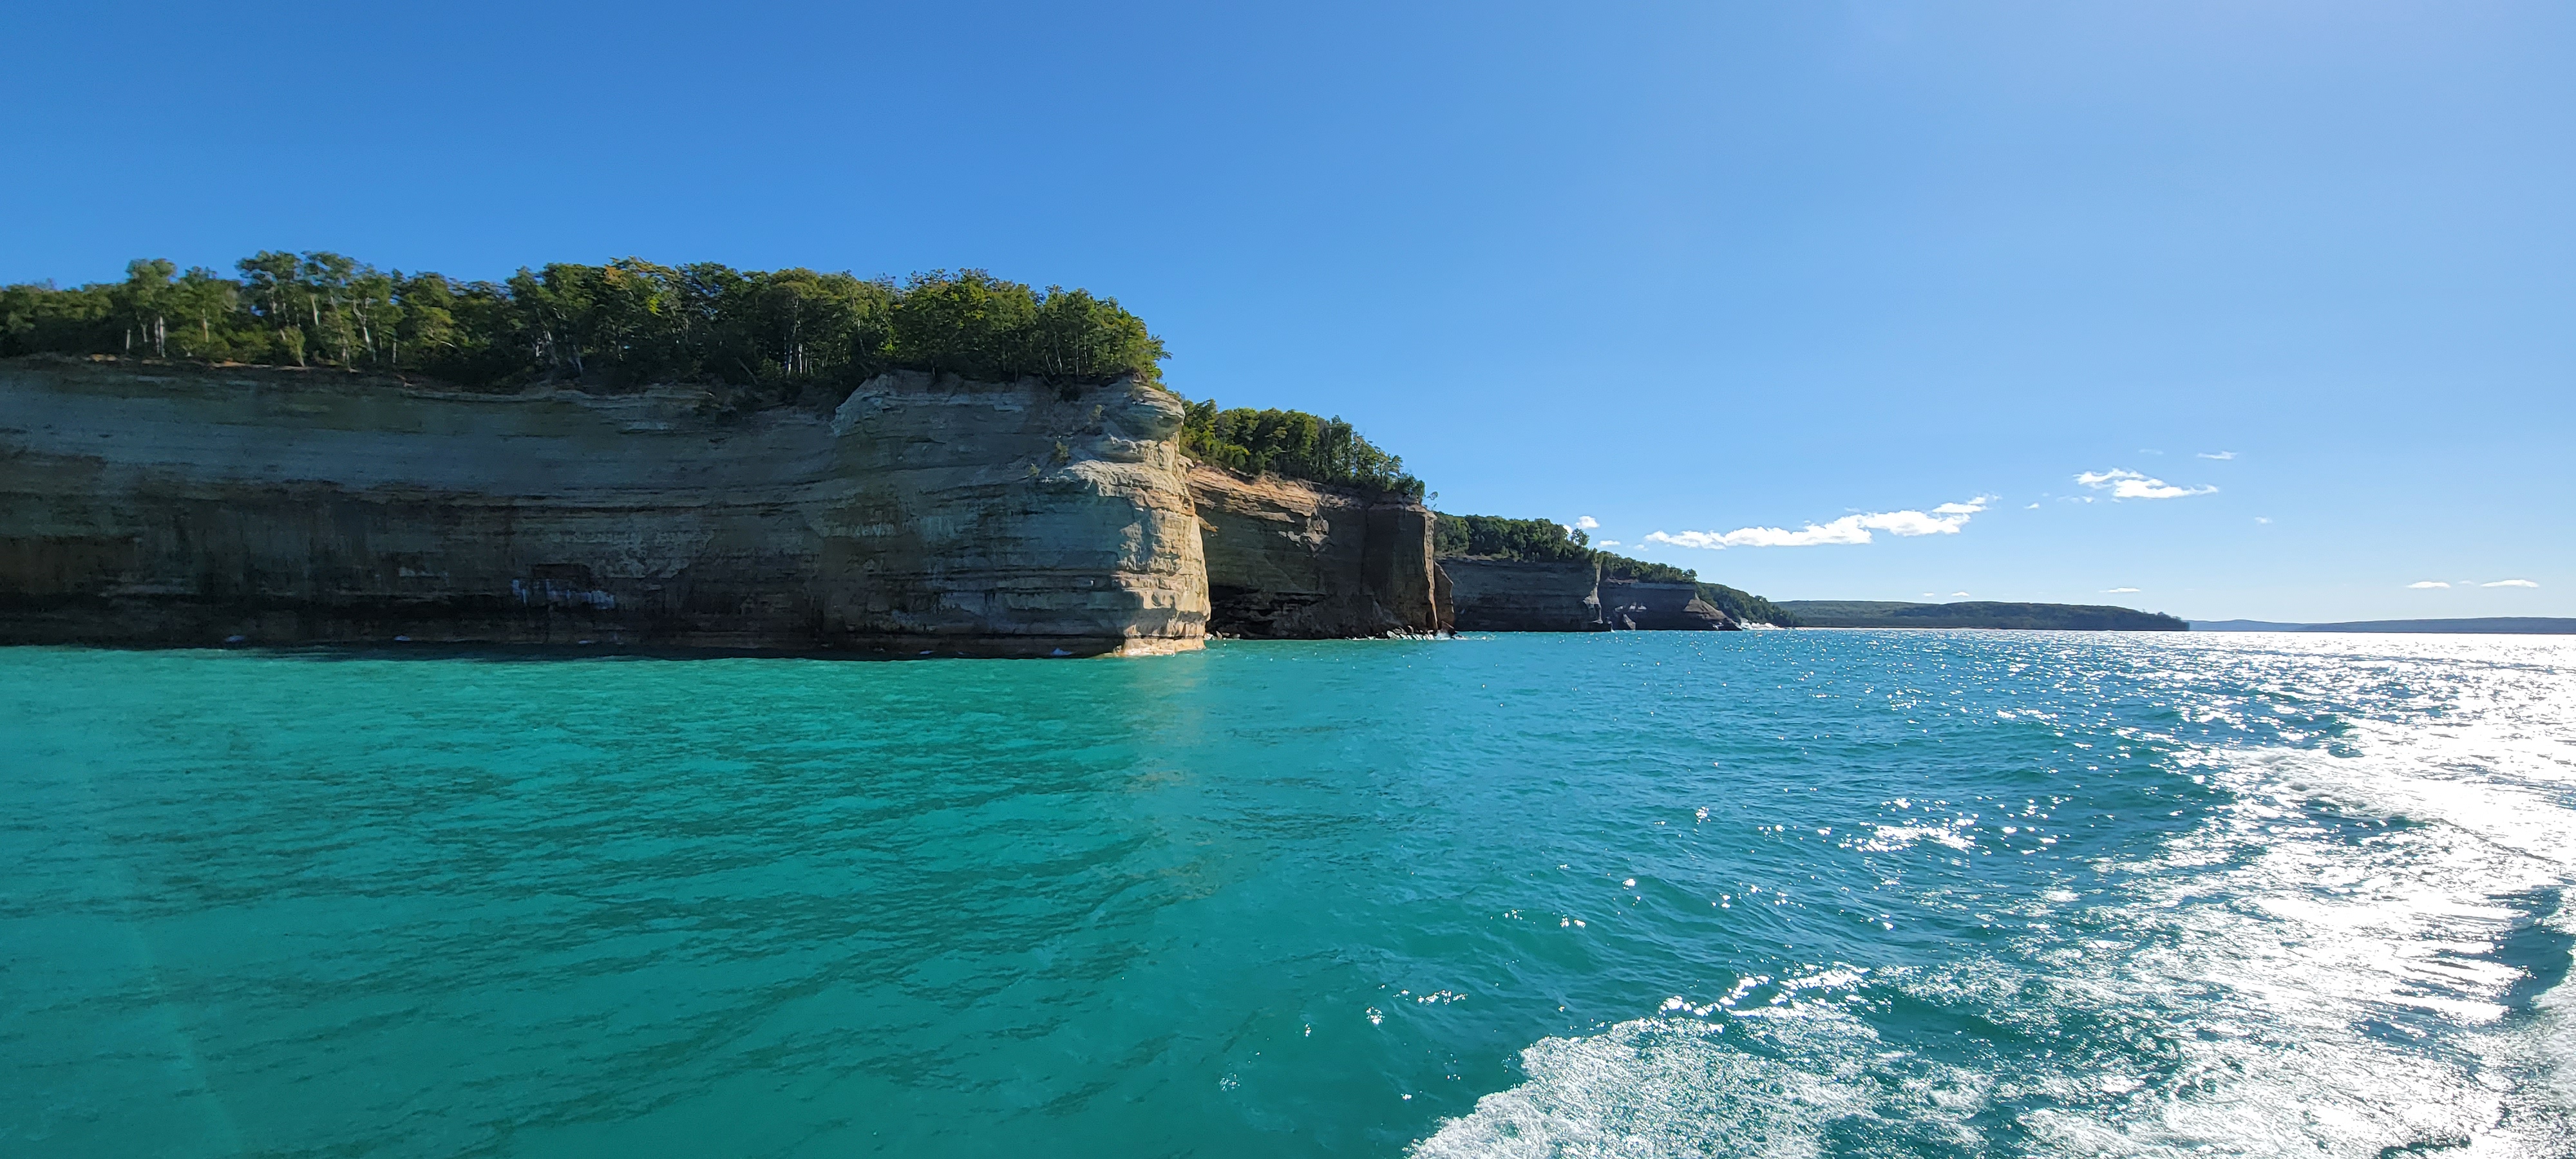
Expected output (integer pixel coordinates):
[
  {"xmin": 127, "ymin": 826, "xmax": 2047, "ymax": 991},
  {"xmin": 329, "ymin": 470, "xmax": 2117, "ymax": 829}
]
[
  {"xmin": 0, "ymin": 251, "xmax": 1422, "ymax": 497},
  {"xmin": 3, "ymin": 252, "xmax": 1824, "ymax": 601}
]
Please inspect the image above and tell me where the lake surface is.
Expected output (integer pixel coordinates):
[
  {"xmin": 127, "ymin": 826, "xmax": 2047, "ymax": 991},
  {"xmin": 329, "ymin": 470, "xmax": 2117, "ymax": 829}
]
[{"xmin": 4, "ymin": 632, "xmax": 2571, "ymax": 1158}]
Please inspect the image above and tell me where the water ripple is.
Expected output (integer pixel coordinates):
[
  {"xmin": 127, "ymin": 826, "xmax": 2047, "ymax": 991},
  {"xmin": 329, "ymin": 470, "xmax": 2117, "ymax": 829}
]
[{"xmin": 1, "ymin": 632, "xmax": 2570, "ymax": 1157}]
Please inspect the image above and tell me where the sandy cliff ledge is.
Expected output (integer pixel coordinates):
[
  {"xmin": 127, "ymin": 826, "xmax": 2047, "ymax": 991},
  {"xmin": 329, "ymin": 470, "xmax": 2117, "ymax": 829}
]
[{"xmin": 0, "ymin": 359, "xmax": 1207, "ymax": 655}]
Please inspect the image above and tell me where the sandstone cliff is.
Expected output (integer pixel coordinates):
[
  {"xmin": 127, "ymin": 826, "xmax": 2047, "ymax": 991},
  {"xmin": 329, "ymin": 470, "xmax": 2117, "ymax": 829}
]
[
  {"xmin": 1439, "ymin": 561, "xmax": 1736, "ymax": 632},
  {"xmin": 1597, "ymin": 579, "xmax": 1733, "ymax": 631},
  {"xmin": 1442, "ymin": 558, "xmax": 1603, "ymax": 632},
  {"xmin": 1187, "ymin": 464, "xmax": 1441, "ymax": 638},
  {"xmin": 0, "ymin": 358, "xmax": 1206, "ymax": 656}
]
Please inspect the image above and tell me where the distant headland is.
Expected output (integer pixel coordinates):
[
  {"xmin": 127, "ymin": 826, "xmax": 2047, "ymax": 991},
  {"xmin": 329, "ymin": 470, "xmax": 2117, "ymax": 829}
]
[{"xmin": 1779, "ymin": 601, "xmax": 2188, "ymax": 631}]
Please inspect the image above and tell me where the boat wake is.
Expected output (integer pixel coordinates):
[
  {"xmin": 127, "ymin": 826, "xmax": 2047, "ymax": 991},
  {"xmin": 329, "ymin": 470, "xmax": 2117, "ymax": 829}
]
[{"xmin": 1417, "ymin": 660, "xmax": 2576, "ymax": 1158}]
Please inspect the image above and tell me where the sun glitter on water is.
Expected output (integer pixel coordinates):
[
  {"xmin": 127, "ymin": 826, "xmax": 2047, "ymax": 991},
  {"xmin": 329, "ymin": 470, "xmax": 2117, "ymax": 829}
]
[{"xmin": 2, "ymin": 632, "xmax": 2570, "ymax": 1157}]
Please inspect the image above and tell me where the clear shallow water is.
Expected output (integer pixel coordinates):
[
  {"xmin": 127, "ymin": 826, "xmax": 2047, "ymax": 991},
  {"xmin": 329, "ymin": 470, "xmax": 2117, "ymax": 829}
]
[{"xmin": 3, "ymin": 632, "xmax": 2571, "ymax": 1158}]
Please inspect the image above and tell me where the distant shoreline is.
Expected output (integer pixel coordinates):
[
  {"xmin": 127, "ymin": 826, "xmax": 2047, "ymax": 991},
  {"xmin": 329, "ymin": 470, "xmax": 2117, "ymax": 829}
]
[
  {"xmin": 2188, "ymin": 617, "xmax": 2575, "ymax": 635},
  {"xmin": 1778, "ymin": 599, "xmax": 2184, "ymax": 632}
]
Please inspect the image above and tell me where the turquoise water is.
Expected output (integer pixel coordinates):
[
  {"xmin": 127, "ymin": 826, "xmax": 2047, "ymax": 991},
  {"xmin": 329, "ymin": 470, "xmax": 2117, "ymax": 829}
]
[{"xmin": 4, "ymin": 632, "xmax": 2571, "ymax": 1157}]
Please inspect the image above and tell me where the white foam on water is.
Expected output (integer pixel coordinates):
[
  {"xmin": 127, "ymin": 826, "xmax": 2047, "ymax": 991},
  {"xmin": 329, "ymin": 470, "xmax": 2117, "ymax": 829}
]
[
  {"xmin": 1416, "ymin": 637, "xmax": 2576, "ymax": 1158},
  {"xmin": 1855, "ymin": 824, "xmax": 1975, "ymax": 853},
  {"xmin": 1410, "ymin": 1003, "xmax": 1984, "ymax": 1159},
  {"xmin": 1984, "ymin": 713, "xmax": 2575, "ymax": 1158}
]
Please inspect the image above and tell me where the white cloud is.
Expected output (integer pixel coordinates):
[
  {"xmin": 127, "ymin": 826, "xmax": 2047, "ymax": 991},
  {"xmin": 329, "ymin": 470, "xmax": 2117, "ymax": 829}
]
[
  {"xmin": 1575, "ymin": 516, "xmax": 1599, "ymax": 530},
  {"xmin": 1643, "ymin": 496, "xmax": 1993, "ymax": 550},
  {"xmin": 2408, "ymin": 581, "xmax": 2451, "ymax": 589},
  {"xmin": 2255, "ymin": 516, "xmax": 2271, "ymax": 524},
  {"xmin": 1596, "ymin": 539, "xmax": 1620, "ymax": 547},
  {"xmin": 2198, "ymin": 451, "xmax": 2237, "ymax": 460},
  {"xmin": 1951, "ymin": 591, "xmax": 1971, "ymax": 598},
  {"xmin": 2074, "ymin": 468, "xmax": 2217, "ymax": 500},
  {"xmin": 2103, "ymin": 587, "xmax": 2140, "ymax": 594},
  {"xmin": 2025, "ymin": 502, "xmax": 2040, "ymax": 509},
  {"xmin": 2483, "ymin": 579, "xmax": 2539, "ymax": 588}
]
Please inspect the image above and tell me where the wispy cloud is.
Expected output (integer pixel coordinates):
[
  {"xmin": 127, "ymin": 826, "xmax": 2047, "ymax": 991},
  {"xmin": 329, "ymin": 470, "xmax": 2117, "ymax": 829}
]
[
  {"xmin": 2074, "ymin": 468, "xmax": 2218, "ymax": 500},
  {"xmin": 1950, "ymin": 591, "xmax": 1971, "ymax": 598},
  {"xmin": 2103, "ymin": 587, "xmax": 2140, "ymax": 594},
  {"xmin": 2408, "ymin": 581, "xmax": 2451, "ymax": 589},
  {"xmin": 1643, "ymin": 496, "xmax": 1994, "ymax": 550},
  {"xmin": 2483, "ymin": 579, "xmax": 2539, "ymax": 588},
  {"xmin": 2197, "ymin": 451, "xmax": 2237, "ymax": 460},
  {"xmin": 1596, "ymin": 539, "xmax": 1620, "ymax": 548},
  {"xmin": 1575, "ymin": 516, "xmax": 1599, "ymax": 530}
]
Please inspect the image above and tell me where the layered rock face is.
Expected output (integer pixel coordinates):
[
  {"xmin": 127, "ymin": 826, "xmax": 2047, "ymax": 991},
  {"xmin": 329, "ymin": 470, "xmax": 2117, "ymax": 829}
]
[
  {"xmin": 1188, "ymin": 465, "xmax": 1441, "ymax": 638},
  {"xmin": 0, "ymin": 359, "xmax": 1207, "ymax": 655},
  {"xmin": 1442, "ymin": 558, "xmax": 1603, "ymax": 632},
  {"xmin": 1597, "ymin": 580, "xmax": 1732, "ymax": 630},
  {"xmin": 1439, "ymin": 563, "xmax": 1735, "ymax": 632}
]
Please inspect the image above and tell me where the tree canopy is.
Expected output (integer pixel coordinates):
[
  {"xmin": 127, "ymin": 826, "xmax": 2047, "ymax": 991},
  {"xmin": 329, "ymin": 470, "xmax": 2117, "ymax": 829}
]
[
  {"xmin": 0, "ymin": 253, "xmax": 1167, "ymax": 399},
  {"xmin": 1431, "ymin": 513, "xmax": 1595, "ymax": 561},
  {"xmin": 6, "ymin": 250, "xmax": 1437, "ymax": 505},
  {"xmin": 1693, "ymin": 583, "xmax": 1799, "ymax": 627},
  {"xmin": 1182, "ymin": 401, "xmax": 1422, "ymax": 499},
  {"xmin": 1595, "ymin": 553, "xmax": 1695, "ymax": 584}
]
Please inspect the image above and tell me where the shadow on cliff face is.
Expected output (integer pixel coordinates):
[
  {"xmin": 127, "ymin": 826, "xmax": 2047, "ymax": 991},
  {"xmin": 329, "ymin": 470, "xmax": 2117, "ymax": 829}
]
[{"xmin": 1188, "ymin": 465, "xmax": 1441, "ymax": 639}]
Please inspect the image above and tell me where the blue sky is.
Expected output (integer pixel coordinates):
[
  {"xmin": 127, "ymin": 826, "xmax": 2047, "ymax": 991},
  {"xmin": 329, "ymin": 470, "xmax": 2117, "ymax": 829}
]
[{"xmin": 5, "ymin": 1, "xmax": 2568, "ymax": 621}]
